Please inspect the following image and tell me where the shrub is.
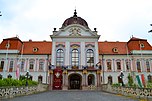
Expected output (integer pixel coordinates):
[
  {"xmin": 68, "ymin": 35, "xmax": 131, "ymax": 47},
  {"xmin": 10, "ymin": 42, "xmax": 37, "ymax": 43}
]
[
  {"xmin": 147, "ymin": 82, "xmax": 152, "ymax": 88},
  {"xmin": 0, "ymin": 78, "xmax": 38, "ymax": 87},
  {"xmin": 127, "ymin": 73, "xmax": 133, "ymax": 87},
  {"xmin": 112, "ymin": 83, "xmax": 121, "ymax": 87}
]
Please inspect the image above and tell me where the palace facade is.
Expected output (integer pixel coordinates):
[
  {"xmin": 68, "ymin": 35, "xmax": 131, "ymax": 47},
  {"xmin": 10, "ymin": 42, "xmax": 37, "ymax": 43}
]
[{"xmin": 0, "ymin": 10, "xmax": 152, "ymax": 90}]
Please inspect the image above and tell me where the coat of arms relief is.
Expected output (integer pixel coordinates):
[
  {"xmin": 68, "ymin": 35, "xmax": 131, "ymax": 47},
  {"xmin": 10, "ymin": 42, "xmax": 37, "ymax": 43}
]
[{"xmin": 69, "ymin": 27, "xmax": 81, "ymax": 36}]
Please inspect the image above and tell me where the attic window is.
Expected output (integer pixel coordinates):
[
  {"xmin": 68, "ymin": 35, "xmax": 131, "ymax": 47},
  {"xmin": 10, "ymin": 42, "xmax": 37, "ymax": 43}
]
[
  {"xmin": 5, "ymin": 43, "xmax": 10, "ymax": 48},
  {"xmin": 33, "ymin": 47, "xmax": 38, "ymax": 52},
  {"xmin": 112, "ymin": 48, "xmax": 118, "ymax": 53},
  {"xmin": 140, "ymin": 43, "xmax": 144, "ymax": 48}
]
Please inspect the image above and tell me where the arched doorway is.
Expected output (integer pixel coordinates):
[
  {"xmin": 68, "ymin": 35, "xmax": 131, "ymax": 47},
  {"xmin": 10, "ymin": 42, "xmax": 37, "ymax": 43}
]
[
  {"xmin": 108, "ymin": 75, "xmax": 113, "ymax": 85},
  {"xmin": 69, "ymin": 73, "xmax": 82, "ymax": 89},
  {"xmin": 88, "ymin": 74, "xmax": 95, "ymax": 85}
]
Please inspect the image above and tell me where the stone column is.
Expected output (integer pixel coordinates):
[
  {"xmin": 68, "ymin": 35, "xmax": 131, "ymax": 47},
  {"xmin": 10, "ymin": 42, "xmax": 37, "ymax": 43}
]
[
  {"xmin": 82, "ymin": 70, "xmax": 88, "ymax": 90},
  {"xmin": 49, "ymin": 70, "xmax": 53, "ymax": 90},
  {"xmin": 62, "ymin": 70, "xmax": 68, "ymax": 90},
  {"xmin": 81, "ymin": 42, "xmax": 85, "ymax": 69},
  {"xmin": 51, "ymin": 42, "xmax": 56, "ymax": 66},
  {"xmin": 65, "ymin": 42, "xmax": 70, "ymax": 67}
]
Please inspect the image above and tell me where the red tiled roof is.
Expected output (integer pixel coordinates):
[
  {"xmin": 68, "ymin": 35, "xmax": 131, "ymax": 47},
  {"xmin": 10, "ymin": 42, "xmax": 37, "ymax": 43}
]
[
  {"xmin": 127, "ymin": 37, "xmax": 152, "ymax": 51},
  {"xmin": 22, "ymin": 41, "xmax": 52, "ymax": 55},
  {"xmin": 98, "ymin": 41, "xmax": 128, "ymax": 55},
  {"xmin": 0, "ymin": 37, "xmax": 22, "ymax": 50}
]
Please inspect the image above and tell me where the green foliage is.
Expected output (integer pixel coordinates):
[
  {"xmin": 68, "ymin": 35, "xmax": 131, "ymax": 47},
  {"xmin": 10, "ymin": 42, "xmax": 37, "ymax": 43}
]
[
  {"xmin": 0, "ymin": 78, "xmax": 38, "ymax": 87},
  {"xmin": 19, "ymin": 75, "xmax": 26, "ymax": 81},
  {"xmin": 112, "ymin": 83, "xmax": 121, "ymax": 87},
  {"xmin": 147, "ymin": 82, "xmax": 152, "ymax": 88},
  {"xmin": 127, "ymin": 73, "xmax": 134, "ymax": 87}
]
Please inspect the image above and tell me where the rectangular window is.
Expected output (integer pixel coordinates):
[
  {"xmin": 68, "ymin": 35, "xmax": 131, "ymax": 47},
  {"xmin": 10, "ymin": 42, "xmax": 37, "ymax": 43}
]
[
  {"xmin": 21, "ymin": 61, "xmax": 25, "ymax": 69},
  {"xmin": 39, "ymin": 61, "xmax": 44, "ymax": 70},
  {"xmin": 136, "ymin": 60, "xmax": 141, "ymax": 72},
  {"xmin": 146, "ymin": 60, "xmax": 150, "ymax": 72},
  {"xmin": 125, "ymin": 60, "xmax": 131, "ymax": 71},
  {"xmin": 9, "ymin": 61, "xmax": 13, "ymax": 68},
  {"xmin": 117, "ymin": 61, "xmax": 121, "ymax": 70},
  {"xmin": 107, "ymin": 61, "xmax": 111, "ymax": 70},
  {"xmin": 0, "ymin": 61, "xmax": 4, "ymax": 72},
  {"xmin": 29, "ymin": 61, "xmax": 34, "ymax": 70},
  {"xmin": 9, "ymin": 61, "xmax": 13, "ymax": 72}
]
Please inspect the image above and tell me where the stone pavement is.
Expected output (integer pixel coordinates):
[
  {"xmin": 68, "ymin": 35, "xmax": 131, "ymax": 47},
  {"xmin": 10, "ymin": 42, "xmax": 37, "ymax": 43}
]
[{"xmin": 1, "ymin": 90, "xmax": 139, "ymax": 101}]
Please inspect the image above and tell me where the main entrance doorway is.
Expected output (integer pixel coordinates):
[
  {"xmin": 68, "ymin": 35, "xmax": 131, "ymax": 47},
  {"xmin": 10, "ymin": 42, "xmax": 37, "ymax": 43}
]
[{"xmin": 69, "ymin": 74, "xmax": 81, "ymax": 89}]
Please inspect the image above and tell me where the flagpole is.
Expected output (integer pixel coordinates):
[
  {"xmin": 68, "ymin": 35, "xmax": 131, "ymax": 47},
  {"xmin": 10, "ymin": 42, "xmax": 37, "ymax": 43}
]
[
  {"xmin": 126, "ymin": 43, "xmax": 130, "ymax": 72},
  {"xmin": 139, "ymin": 40, "xmax": 143, "ymax": 72},
  {"xmin": 5, "ymin": 40, "xmax": 9, "ymax": 78},
  {"xmin": 20, "ymin": 43, "xmax": 24, "ymax": 71},
  {"xmin": 16, "ymin": 43, "xmax": 24, "ymax": 80}
]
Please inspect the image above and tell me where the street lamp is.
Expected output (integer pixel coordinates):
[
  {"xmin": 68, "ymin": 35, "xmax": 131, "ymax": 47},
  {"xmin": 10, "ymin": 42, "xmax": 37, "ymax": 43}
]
[
  {"xmin": 148, "ymin": 24, "xmax": 152, "ymax": 33},
  {"xmin": 0, "ymin": 11, "xmax": 2, "ymax": 16},
  {"xmin": 26, "ymin": 70, "xmax": 29, "ymax": 86},
  {"xmin": 119, "ymin": 71, "xmax": 124, "ymax": 86}
]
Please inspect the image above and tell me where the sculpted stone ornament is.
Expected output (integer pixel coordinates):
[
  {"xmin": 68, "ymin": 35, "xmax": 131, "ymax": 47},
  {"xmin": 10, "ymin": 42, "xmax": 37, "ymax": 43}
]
[
  {"xmin": 69, "ymin": 27, "xmax": 81, "ymax": 36},
  {"xmin": 55, "ymin": 72, "xmax": 60, "ymax": 78}
]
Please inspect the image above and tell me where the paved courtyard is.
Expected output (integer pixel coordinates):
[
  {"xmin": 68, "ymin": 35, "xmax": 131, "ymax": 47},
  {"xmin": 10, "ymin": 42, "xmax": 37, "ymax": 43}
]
[{"xmin": 2, "ymin": 90, "xmax": 138, "ymax": 101}]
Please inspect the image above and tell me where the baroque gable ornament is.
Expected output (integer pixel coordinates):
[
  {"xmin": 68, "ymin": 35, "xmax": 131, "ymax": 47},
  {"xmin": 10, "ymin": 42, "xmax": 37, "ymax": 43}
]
[{"xmin": 69, "ymin": 27, "xmax": 81, "ymax": 36}]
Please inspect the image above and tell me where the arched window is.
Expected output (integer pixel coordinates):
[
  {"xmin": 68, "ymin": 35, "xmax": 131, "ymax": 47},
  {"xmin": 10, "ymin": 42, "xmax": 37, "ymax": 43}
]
[
  {"xmin": 72, "ymin": 49, "xmax": 79, "ymax": 68},
  {"xmin": 56, "ymin": 49, "xmax": 64, "ymax": 67},
  {"xmin": 87, "ymin": 49, "xmax": 94, "ymax": 67}
]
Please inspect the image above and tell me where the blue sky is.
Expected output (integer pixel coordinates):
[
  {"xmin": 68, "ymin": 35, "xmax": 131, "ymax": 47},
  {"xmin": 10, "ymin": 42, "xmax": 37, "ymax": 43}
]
[{"xmin": 0, "ymin": 0, "xmax": 152, "ymax": 44}]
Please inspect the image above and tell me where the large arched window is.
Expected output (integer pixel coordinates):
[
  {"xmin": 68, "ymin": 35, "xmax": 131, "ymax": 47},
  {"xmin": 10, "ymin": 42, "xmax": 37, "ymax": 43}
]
[
  {"xmin": 56, "ymin": 49, "xmax": 64, "ymax": 67},
  {"xmin": 72, "ymin": 49, "xmax": 79, "ymax": 68},
  {"xmin": 87, "ymin": 49, "xmax": 94, "ymax": 67}
]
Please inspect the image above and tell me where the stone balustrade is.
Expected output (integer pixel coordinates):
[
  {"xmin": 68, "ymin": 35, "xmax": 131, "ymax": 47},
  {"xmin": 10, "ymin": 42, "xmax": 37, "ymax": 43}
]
[
  {"xmin": 0, "ymin": 84, "xmax": 48, "ymax": 99},
  {"xmin": 101, "ymin": 84, "xmax": 152, "ymax": 99}
]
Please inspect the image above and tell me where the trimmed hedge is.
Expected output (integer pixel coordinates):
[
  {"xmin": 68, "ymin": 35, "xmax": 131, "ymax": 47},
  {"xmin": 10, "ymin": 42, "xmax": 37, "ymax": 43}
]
[{"xmin": 0, "ymin": 78, "xmax": 38, "ymax": 87}]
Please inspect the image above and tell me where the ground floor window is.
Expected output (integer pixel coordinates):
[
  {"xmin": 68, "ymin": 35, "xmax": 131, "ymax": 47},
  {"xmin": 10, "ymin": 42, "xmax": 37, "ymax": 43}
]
[{"xmin": 0, "ymin": 61, "xmax": 4, "ymax": 72}]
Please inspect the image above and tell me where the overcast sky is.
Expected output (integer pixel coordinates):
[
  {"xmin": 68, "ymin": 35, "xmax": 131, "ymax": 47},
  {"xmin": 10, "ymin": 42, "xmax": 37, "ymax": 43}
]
[{"xmin": 0, "ymin": 0, "xmax": 152, "ymax": 44}]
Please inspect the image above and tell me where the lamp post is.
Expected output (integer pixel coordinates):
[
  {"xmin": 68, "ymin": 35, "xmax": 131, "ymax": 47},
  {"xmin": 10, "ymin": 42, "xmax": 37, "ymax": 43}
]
[
  {"xmin": 148, "ymin": 24, "xmax": 152, "ymax": 33},
  {"xmin": 26, "ymin": 70, "xmax": 29, "ymax": 86},
  {"xmin": 0, "ymin": 11, "xmax": 2, "ymax": 16},
  {"xmin": 120, "ymin": 71, "xmax": 124, "ymax": 86}
]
